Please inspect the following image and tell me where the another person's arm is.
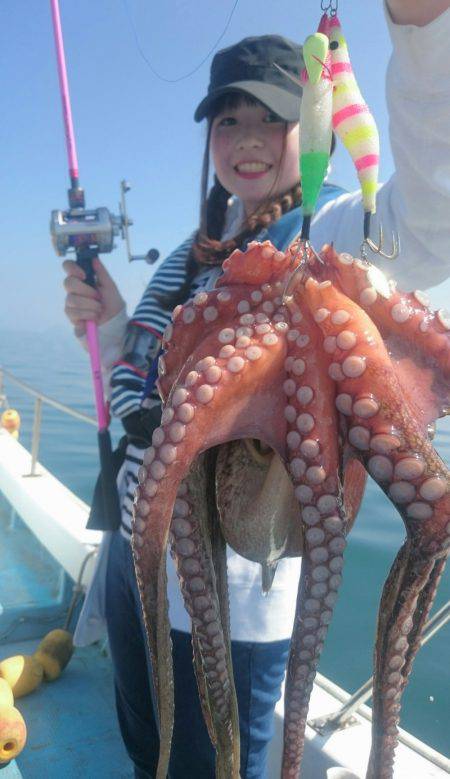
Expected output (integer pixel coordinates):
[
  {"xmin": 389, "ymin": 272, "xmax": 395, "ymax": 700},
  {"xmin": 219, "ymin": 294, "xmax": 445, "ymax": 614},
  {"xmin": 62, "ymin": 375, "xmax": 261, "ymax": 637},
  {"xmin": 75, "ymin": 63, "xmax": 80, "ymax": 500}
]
[
  {"xmin": 315, "ymin": 1, "xmax": 450, "ymax": 291},
  {"xmin": 386, "ymin": 0, "xmax": 450, "ymax": 26},
  {"xmin": 380, "ymin": 0, "xmax": 450, "ymax": 288}
]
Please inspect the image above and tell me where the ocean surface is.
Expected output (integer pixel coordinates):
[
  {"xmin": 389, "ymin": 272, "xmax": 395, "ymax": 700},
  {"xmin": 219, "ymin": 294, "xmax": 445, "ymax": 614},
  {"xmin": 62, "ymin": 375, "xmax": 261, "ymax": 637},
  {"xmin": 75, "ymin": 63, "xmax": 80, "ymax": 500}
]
[{"xmin": 1, "ymin": 329, "xmax": 449, "ymax": 758}]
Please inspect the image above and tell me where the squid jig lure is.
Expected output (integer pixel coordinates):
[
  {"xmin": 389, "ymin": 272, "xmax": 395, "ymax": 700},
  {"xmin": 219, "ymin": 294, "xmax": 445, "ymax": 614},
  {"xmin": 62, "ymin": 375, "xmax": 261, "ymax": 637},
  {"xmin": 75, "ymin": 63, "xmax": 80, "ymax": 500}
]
[{"xmin": 326, "ymin": 13, "xmax": 399, "ymax": 259}]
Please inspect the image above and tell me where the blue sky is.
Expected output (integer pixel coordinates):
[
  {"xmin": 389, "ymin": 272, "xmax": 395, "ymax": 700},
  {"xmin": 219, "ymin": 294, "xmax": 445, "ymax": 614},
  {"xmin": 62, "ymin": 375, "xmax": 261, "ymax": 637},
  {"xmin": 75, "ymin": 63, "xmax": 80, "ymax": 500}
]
[{"xmin": 1, "ymin": 0, "xmax": 448, "ymax": 333}]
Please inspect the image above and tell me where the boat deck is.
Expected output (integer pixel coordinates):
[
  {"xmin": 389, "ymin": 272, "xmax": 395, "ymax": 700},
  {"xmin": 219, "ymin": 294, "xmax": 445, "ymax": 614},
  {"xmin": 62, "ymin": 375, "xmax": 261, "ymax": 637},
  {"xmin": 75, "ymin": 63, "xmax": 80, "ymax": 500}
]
[
  {"xmin": 0, "ymin": 498, "xmax": 72, "ymax": 644},
  {"xmin": 0, "ymin": 455, "xmax": 132, "ymax": 777},
  {"xmin": 2, "ymin": 639, "xmax": 132, "ymax": 779}
]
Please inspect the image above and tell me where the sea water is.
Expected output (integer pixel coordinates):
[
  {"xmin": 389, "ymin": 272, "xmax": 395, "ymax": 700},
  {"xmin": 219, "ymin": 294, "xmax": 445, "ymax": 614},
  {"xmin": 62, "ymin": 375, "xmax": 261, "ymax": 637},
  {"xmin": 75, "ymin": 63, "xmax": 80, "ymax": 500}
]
[{"xmin": 1, "ymin": 329, "xmax": 449, "ymax": 757}]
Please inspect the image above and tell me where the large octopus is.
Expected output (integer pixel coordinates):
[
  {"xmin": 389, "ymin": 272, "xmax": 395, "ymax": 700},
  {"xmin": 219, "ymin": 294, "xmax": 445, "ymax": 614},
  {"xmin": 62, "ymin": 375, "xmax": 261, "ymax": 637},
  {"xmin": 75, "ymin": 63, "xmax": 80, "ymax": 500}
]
[{"xmin": 131, "ymin": 240, "xmax": 450, "ymax": 779}]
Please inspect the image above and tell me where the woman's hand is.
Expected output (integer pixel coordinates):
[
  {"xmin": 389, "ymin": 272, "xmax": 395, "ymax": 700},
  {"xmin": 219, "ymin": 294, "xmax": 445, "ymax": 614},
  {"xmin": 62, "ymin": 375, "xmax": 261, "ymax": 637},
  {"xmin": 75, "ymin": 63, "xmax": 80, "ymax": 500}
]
[{"xmin": 63, "ymin": 256, "xmax": 125, "ymax": 337}]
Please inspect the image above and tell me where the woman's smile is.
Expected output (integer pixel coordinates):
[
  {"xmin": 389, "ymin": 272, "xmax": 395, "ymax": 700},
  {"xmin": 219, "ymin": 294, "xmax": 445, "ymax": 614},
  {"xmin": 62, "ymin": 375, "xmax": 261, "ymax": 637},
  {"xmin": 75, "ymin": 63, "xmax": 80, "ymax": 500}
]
[{"xmin": 234, "ymin": 160, "xmax": 273, "ymax": 179}]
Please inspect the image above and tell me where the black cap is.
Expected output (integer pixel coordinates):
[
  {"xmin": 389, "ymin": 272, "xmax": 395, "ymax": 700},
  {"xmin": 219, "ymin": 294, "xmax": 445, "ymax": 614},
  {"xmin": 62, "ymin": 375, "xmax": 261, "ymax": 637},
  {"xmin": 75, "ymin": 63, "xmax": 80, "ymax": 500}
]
[{"xmin": 194, "ymin": 35, "xmax": 303, "ymax": 123}]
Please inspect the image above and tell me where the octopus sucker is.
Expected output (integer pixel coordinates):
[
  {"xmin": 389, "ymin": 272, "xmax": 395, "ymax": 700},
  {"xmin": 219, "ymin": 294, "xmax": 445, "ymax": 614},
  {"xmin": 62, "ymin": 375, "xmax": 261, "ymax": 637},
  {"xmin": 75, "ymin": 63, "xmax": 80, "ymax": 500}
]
[{"xmin": 132, "ymin": 241, "xmax": 450, "ymax": 779}]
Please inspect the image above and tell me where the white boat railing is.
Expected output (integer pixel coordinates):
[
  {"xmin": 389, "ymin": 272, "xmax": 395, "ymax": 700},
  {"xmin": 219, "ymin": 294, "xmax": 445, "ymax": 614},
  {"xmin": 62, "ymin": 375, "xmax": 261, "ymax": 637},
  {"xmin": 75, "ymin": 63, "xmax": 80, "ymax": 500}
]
[
  {"xmin": 0, "ymin": 366, "xmax": 97, "ymax": 476},
  {"xmin": 310, "ymin": 599, "xmax": 450, "ymax": 738},
  {"xmin": 0, "ymin": 366, "xmax": 103, "ymax": 598}
]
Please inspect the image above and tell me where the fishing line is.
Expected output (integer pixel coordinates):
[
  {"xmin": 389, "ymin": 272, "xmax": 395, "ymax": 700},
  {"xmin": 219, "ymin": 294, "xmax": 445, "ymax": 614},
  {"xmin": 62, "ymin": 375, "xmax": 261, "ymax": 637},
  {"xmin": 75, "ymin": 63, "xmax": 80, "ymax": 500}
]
[{"xmin": 122, "ymin": 0, "xmax": 240, "ymax": 82}]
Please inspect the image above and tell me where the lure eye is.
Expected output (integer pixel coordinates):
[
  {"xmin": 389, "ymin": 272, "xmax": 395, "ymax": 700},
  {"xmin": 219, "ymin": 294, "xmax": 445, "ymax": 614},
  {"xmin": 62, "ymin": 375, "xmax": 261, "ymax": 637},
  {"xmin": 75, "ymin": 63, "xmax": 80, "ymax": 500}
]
[{"xmin": 330, "ymin": 40, "xmax": 339, "ymax": 50}]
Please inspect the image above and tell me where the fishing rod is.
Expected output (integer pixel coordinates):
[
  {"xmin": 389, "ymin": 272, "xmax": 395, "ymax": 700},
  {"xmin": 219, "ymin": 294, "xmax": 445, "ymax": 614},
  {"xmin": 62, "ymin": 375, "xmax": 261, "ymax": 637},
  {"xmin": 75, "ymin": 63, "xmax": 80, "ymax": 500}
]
[{"xmin": 48, "ymin": 0, "xmax": 158, "ymax": 526}]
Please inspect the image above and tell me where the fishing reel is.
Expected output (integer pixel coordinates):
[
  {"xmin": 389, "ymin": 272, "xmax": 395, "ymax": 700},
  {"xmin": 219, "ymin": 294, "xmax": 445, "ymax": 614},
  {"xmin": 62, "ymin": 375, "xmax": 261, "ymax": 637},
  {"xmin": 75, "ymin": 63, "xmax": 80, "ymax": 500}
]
[
  {"xmin": 50, "ymin": 204, "xmax": 120, "ymax": 255},
  {"xmin": 50, "ymin": 180, "xmax": 159, "ymax": 263}
]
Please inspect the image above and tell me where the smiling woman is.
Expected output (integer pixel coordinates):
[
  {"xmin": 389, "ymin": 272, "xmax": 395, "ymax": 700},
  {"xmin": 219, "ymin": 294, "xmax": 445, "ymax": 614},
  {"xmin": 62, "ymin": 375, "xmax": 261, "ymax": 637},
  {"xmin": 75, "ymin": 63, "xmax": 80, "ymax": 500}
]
[{"xmin": 66, "ymin": 34, "xmax": 332, "ymax": 779}]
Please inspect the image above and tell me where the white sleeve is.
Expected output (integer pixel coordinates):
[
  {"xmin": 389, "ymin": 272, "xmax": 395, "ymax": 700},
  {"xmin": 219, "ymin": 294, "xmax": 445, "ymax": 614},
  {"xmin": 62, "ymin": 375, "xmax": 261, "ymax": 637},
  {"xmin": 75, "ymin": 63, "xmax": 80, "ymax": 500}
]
[{"xmin": 311, "ymin": 4, "xmax": 450, "ymax": 292}]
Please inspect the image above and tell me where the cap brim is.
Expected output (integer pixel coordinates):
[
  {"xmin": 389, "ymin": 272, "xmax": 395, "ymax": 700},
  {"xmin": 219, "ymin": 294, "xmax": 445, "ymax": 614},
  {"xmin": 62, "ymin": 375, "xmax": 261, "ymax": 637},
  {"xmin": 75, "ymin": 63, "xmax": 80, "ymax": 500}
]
[{"xmin": 194, "ymin": 80, "xmax": 301, "ymax": 123}]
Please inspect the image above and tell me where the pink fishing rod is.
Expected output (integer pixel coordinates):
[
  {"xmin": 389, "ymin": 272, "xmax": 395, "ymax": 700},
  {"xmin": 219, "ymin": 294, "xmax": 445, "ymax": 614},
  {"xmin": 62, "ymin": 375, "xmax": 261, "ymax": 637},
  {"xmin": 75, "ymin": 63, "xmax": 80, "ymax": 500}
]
[
  {"xmin": 50, "ymin": 0, "xmax": 121, "ymax": 527},
  {"xmin": 50, "ymin": 0, "xmax": 107, "ymax": 428},
  {"xmin": 50, "ymin": 0, "xmax": 79, "ymax": 185}
]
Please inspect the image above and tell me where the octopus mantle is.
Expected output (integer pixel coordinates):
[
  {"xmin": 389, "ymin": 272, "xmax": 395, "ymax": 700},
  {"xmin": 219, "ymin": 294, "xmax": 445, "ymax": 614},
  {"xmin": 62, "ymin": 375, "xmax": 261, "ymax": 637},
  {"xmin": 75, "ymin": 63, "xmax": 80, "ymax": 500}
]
[{"xmin": 131, "ymin": 241, "xmax": 450, "ymax": 779}]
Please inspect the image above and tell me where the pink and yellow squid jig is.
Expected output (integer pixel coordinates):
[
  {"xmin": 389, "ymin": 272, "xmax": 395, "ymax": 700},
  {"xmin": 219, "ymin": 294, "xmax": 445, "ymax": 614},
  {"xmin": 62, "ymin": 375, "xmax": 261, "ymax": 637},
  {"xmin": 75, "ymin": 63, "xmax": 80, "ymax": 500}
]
[{"xmin": 326, "ymin": 13, "xmax": 398, "ymax": 257}]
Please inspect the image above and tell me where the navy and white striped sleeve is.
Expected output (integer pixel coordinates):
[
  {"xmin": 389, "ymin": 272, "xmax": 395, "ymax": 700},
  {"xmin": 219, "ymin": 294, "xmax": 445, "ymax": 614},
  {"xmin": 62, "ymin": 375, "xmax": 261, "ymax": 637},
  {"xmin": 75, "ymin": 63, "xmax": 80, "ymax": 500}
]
[{"xmin": 109, "ymin": 235, "xmax": 194, "ymax": 419}]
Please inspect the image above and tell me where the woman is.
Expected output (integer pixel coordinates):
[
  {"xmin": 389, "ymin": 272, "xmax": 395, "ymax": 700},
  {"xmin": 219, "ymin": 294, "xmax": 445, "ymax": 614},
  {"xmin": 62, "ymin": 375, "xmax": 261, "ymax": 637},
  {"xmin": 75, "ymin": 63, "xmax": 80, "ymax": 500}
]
[{"xmin": 63, "ymin": 3, "xmax": 450, "ymax": 776}]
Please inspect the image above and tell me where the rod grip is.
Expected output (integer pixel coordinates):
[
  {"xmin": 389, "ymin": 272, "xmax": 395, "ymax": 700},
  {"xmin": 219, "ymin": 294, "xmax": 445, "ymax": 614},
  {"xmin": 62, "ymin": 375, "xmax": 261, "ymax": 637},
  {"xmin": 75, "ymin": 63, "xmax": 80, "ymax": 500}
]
[
  {"xmin": 76, "ymin": 248, "xmax": 97, "ymax": 288},
  {"xmin": 97, "ymin": 428, "xmax": 122, "ymax": 527}
]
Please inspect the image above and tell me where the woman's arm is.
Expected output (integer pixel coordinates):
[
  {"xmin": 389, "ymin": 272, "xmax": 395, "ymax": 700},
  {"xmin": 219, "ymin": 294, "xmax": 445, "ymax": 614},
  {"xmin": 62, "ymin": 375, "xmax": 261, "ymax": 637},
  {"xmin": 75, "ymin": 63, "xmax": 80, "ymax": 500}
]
[
  {"xmin": 62, "ymin": 257, "xmax": 129, "ymax": 394},
  {"xmin": 386, "ymin": 0, "xmax": 450, "ymax": 26}
]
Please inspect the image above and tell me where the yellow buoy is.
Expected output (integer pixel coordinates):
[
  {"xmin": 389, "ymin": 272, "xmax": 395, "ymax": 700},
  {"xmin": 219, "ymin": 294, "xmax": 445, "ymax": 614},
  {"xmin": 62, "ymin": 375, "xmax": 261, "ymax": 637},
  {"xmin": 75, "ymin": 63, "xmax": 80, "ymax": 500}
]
[
  {"xmin": 0, "ymin": 705, "xmax": 27, "ymax": 763},
  {"xmin": 33, "ymin": 629, "xmax": 74, "ymax": 682},
  {"xmin": 0, "ymin": 409, "xmax": 20, "ymax": 440},
  {"xmin": 0, "ymin": 655, "xmax": 43, "ymax": 698},
  {"xmin": 0, "ymin": 680, "xmax": 13, "ymax": 709}
]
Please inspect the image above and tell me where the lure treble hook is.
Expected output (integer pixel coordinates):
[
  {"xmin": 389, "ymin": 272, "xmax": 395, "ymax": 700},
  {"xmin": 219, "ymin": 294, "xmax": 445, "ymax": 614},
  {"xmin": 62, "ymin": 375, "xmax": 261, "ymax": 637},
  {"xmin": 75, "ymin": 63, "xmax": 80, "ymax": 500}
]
[{"xmin": 363, "ymin": 213, "xmax": 399, "ymax": 260}]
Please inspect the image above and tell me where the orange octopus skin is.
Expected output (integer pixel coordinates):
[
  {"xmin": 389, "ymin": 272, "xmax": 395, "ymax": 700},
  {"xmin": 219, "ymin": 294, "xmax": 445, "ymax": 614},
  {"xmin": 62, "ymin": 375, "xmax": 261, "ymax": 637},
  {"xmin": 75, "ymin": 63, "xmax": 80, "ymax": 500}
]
[{"xmin": 131, "ymin": 240, "xmax": 450, "ymax": 779}]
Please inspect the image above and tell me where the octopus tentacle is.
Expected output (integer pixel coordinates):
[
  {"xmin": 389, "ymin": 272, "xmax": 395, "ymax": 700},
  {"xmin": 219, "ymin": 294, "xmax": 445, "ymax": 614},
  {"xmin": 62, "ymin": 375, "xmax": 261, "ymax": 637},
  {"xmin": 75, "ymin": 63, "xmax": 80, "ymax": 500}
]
[
  {"xmin": 220, "ymin": 240, "xmax": 292, "ymax": 286},
  {"xmin": 367, "ymin": 545, "xmax": 447, "ymax": 779},
  {"xmin": 303, "ymin": 269, "xmax": 450, "ymax": 776},
  {"xmin": 173, "ymin": 461, "xmax": 216, "ymax": 751},
  {"xmin": 400, "ymin": 555, "xmax": 446, "ymax": 681},
  {"xmin": 192, "ymin": 628, "xmax": 217, "ymax": 748},
  {"xmin": 320, "ymin": 246, "xmax": 450, "ymax": 425},
  {"xmin": 132, "ymin": 474, "xmax": 175, "ymax": 779},
  {"xmin": 365, "ymin": 486, "xmax": 450, "ymax": 778},
  {"xmin": 160, "ymin": 284, "xmax": 254, "ymax": 400},
  {"xmin": 367, "ymin": 544, "xmax": 433, "ymax": 779},
  {"xmin": 278, "ymin": 302, "xmax": 349, "ymax": 776},
  {"xmin": 323, "ymin": 245, "xmax": 450, "ymax": 354},
  {"xmin": 169, "ymin": 457, "xmax": 240, "ymax": 777},
  {"xmin": 209, "ymin": 467, "xmax": 242, "ymax": 778},
  {"xmin": 283, "ymin": 509, "xmax": 348, "ymax": 778}
]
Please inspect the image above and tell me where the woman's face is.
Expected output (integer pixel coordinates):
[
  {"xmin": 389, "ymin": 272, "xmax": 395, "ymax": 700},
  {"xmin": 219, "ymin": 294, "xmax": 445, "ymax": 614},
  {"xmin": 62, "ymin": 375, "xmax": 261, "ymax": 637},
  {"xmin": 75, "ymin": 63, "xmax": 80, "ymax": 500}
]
[{"xmin": 210, "ymin": 99, "xmax": 300, "ymax": 215}]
